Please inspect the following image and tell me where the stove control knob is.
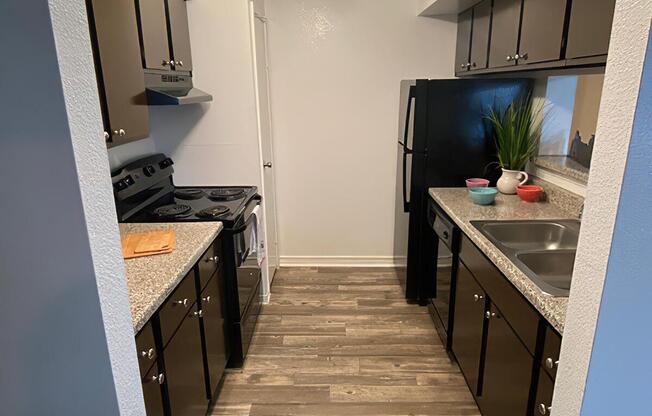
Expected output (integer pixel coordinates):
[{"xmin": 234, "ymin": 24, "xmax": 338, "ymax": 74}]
[
  {"xmin": 158, "ymin": 158, "xmax": 174, "ymax": 169},
  {"xmin": 143, "ymin": 165, "xmax": 156, "ymax": 177}
]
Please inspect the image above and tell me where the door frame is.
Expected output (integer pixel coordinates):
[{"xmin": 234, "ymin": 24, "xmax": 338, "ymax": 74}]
[{"xmin": 249, "ymin": 0, "xmax": 280, "ymax": 286}]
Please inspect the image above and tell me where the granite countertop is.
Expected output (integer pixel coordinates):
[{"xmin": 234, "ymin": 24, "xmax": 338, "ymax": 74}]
[
  {"xmin": 429, "ymin": 188, "xmax": 577, "ymax": 333},
  {"xmin": 120, "ymin": 222, "xmax": 223, "ymax": 334}
]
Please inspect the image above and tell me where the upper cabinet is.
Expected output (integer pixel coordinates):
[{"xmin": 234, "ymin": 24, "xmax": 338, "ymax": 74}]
[
  {"xmin": 137, "ymin": 0, "xmax": 193, "ymax": 72},
  {"xmin": 518, "ymin": 0, "xmax": 567, "ymax": 65},
  {"xmin": 455, "ymin": 9, "xmax": 473, "ymax": 73},
  {"xmin": 87, "ymin": 0, "xmax": 149, "ymax": 147},
  {"xmin": 456, "ymin": 0, "xmax": 616, "ymax": 75},
  {"xmin": 137, "ymin": 0, "xmax": 171, "ymax": 70},
  {"xmin": 488, "ymin": 0, "xmax": 521, "ymax": 68},
  {"xmin": 455, "ymin": 0, "xmax": 493, "ymax": 76},
  {"xmin": 566, "ymin": 0, "xmax": 616, "ymax": 60},
  {"xmin": 167, "ymin": 0, "xmax": 194, "ymax": 71},
  {"xmin": 469, "ymin": 0, "xmax": 492, "ymax": 70}
]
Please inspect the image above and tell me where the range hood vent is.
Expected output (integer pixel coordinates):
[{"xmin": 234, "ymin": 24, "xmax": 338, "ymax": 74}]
[{"xmin": 145, "ymin": 72, "xmax": 212, "ymax": 105}]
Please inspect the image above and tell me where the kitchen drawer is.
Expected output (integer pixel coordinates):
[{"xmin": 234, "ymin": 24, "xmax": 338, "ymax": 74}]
[
  {"xmin": 142, "ymin": 362, "xmax": 165, "ymax": 416},
  {"xmin": 541, "ymin": 325, "xmax": 562, "ymax": 380},
  {"xmin": 135, "ymin": 321, "xmax": 158, "ymax": 376},
  {"xmin": 460, "ymin": 236, "xmax": 539, "ymax": 355},
  {"xmin": 159, "ymin": 271, "xmax": 198, "ymax": 347},
  {"xmin": 198, "ymin": 239, "xmax": 223, "ymax": 291}
]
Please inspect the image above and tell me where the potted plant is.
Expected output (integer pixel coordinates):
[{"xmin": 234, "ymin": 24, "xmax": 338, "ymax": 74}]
[{"xmin": 486, "ymin": 94, "xmax": 544, "ymax": 194}]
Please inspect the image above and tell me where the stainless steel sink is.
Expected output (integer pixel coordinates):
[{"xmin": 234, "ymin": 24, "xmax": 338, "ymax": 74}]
[{"xmin": 472, "ymin": 220, "xmax": 580, "ymax": 297}]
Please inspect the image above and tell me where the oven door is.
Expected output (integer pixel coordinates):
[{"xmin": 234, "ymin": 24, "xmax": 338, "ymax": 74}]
[{"xmin": 232, "ymin": 207, "xmax": 262, "ymax": 319}]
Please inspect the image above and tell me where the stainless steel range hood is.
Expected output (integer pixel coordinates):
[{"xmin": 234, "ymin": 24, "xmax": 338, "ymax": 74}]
[{"xmin": 144, "ymin": 72, "xmax": 212, "ymax": 105}]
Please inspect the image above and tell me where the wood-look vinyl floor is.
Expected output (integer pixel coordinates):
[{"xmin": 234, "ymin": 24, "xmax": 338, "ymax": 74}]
[{"xmin": 212, "ymin": 267, "xmax": 480, "ymax": 416}]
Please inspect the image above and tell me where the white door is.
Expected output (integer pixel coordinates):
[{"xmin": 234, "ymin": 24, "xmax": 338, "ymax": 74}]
[{"xmin": 252, "ymin": 1, "xmax": 280, "ymax": 280}]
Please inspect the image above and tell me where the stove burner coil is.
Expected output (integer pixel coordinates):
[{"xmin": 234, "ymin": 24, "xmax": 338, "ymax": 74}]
[
  {"xmin": 208, "ymin": 188, "xmax": 246, "ymax": 201},
  {"xmin": 174, "ymin": 189, "xmax": 206, "ymax": 200},
  {"xmin": 196, "ymin": 205, "xmax": 230, "ymax": 219},
  {"xmin": 153, "ymin": 204, "xmax": 192, "ymax": 218}
]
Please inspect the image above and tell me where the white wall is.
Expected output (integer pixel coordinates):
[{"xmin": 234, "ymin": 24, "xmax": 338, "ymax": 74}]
[
  {"xmin": 265, "ymin": 0, "xmax": 457, "ymax": 265},
  {"xmin": 0, "ymin": 0, "xmax": 143, "ymax": 413},
  {"xmin": 146, "ymin": 0, "xmax": 262, "ymax": 187},
  {"xmin": 552, "ymin": 1, "xmax": 652, "ymax": 414}
]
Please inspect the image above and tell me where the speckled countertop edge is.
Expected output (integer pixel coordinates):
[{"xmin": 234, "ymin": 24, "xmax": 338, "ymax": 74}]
[
  {"xmin": 429, "ymin": 188, "xmax": 575, "ymax": 334},
  {"xmin": 120, "ymin": 222, "xmax": 223, "ymax": 334}
]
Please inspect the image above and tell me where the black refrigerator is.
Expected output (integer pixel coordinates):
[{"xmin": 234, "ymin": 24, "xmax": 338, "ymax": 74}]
[{"xmin": 394, "ymin": 78, "xmax": 532, "ymax": 302}]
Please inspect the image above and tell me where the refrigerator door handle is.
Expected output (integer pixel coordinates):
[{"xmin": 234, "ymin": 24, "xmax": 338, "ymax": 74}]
[{"xmin": 401, "ymin": 86, "xmax": 416, "ymax": 213}]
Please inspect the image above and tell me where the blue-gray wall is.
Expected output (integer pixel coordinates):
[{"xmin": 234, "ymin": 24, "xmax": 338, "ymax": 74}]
[{"xmin": 581, "ymin": 30, "xmax": 652, "ymax": 415}]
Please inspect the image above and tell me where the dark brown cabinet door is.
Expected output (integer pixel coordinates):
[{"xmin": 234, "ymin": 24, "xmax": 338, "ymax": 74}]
[
  {"xmin": 451, "ymin": 263, "xmax": 486, "ymax": 396},
  {"xmin": 142, "ymin": 363, "xmax": 165, "ymax": 416},
  {"xmin": 488, "ymin": 0, "xmax": 521, "ymax": 68},
  {"xmin": 469, "ymin": 0, "xmax": 492, "ymax": 70},
  {"xmin": 566, "ymin": 0, "xmax": 616, "ymax": 59},
  {"xmin": 518, "ymin": 0, "xmax": 567, "ymax": 64},
  {"xmin": 200, "ymin": 278, "xmax": 228, "ymax": 400},
  {"xmin": 165, "ymin": 307, "xmax": 207, "ymax": 416},
  {"xmin": 135, "ymin": 321, "xmax": 158, "ymax": 377},
  {"xmin": 137, "ymin": 0, "xmax": 171, "ymax": 70},
  {"xmin": 168, "ymin": 0, "xmax": 193, "ymax": 71},
  {"xmin": 455, "ymin": 8, "xmax": 473, "ymax": 74},
  {"xmin": 533, "ymin": 369, "xmax": 554, "ymax": 416},
  {"xmin": 480, "ymin": 304, "xmax": 533, "ymax": 416},
  {"xmin": 88, "ymin": 0, "xmax": 149, "ymax": 146}
]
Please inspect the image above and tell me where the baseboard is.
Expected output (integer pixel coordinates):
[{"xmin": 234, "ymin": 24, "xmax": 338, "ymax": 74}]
[{"xmin": 280, "ymin": 256, "xmax": 406, "ymax": 267}]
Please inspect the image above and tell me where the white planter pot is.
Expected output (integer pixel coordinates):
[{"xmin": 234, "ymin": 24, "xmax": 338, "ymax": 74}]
[{"xmin": 497, "ymin": 169, "xmax": 529, "ymax": 194}]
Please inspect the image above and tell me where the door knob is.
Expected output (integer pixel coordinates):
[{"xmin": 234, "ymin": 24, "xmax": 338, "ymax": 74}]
[{"xmin": 263, "ymin": 162, "xmax": 273, "ymax": 168}]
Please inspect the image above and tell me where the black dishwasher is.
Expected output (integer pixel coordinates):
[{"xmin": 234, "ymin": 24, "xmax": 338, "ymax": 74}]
[{"xmin": 426, "ymin": 200, "xmax": 460, "ymax": 350}]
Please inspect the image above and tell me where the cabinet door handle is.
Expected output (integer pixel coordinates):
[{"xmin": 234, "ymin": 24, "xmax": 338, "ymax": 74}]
[
  {"xmin": 520, "ymin": 52, "xmax": 528, "ymax": 61},
  {"xmin": 103, "ymin": 131, "xmax": 110, "ymax": 141},
  {"xmin": 140, "ymin": 348, "xmax": 155, "ymax": 360},
  {"xmin": 207, "ymin": 256, "xmax": 220, "ymax": 264},
  {"xmin": 545, "ymin": 357, "xmax": 559, "ymax": 369},
  {"xmin": 538, "ymin": 403, "xmax": 552, "ymax": 415},
  {"xmin": 460, "ymin": 63, "xmax": 466, "ymax": 69},
  {"xmin": 162, "ymin": 60, "xmax": 170, "ymax": 66},
  {"xmin": 176, "ymin": 60, "xmax": 184, "ymax": 67},
  {"xmin": 174, "ymin": 298, "xmax": 189, "ymax": 308},
  {"xmin": 473, "ymin": 294, "xmax": 484, "ymax": 302},
  {"xmin": 202, "ymin": 295, "xmax": 211, "ymax": 304},
  {"xmin": 506, "ymin": 55, "xmax": 513, "ymax": 61},
  {"xmin": 193, "ymin": 309, "xmax": 204, "ymax": 318},
  {"xmin": 485, "ymin": 311, "xmax": 497, "ymax": 319},
  {"xmin": 150, "ymin": 373, "xmax": 165, "ymax": 385}
]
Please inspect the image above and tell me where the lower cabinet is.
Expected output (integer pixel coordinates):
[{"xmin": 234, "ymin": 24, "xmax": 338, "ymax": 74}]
[
  {"xmin": 165, "ymin": 306, "xmax": 207, "ymax": 416},
  {"xmin": 134, "ymin": 235, "xmax": 230, "ymax": 415},
  {"xmin": 533, "ymin": 369, "xmax": 555, "ymax": 416},
  {"xmin": 452, "ymin": 235, "xmax": 562, "ymax": 416},
  {"xmin": 199, "ymin": 275, "xmax": 228, "ymax": 400},
  {"xmin": 480, "ymin": 304, "xmax": 533, "ymax": 416},
  {"xmin": 452, "ymin": 263, "xmax": 486, "ymax": 395},
  {"xmin": 142, "ymin": 363, "xmax": 166, "ymax": 416}
]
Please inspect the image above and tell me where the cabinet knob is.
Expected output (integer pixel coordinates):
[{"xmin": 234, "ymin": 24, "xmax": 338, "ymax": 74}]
[
  {"xmin": 174, "ymin": 298, "xmax": 189, "ymax": 308},
  {"xmin": 103, "ymin": 131, "xmax": 110, "ymax": 141},
  {"xmin": 140, "ymin": 348, "xmax": 155, "ymax": 360},
  {"xmin": 202, "ymin": 295, "xmax": 211, "ymax": 304},
  {"xmin": 193, "ymin": 309, "xmax": 204, "ymax": 318},
  {"xmin": 176, "ymin": 60, "xmax": 184, "ymax": 67},
  {"xmin": 538, "ymin": 403, "xmax": 551, "ymax": 415},
  {"xmin": 460, "ymin": 63, "xmax": 466, "ymax": 69},
  {"xmin": 113, "ymin": 129, "xmax": 126, "ymax": 137},
  {"xmin": 514, "ymin": 54, "xmax": 520, "ymax": 60},
  {"xmin": 208, "ymin": 256, "xmax": 220, "ymax": 264},
  {"xmin": 466, "ymin": 62, "xmax": 472, "ymax": 68},
  {"xmin": 519, "ymin": 52, "xmax": 528, "ymax": 61},
  {"xmin": 545, "ymin": 357, "xmax": 559, "ymax": 369},
  {"xmin": 162, "ymin": 60, "xmax": 170, "ymax": 66},
  {"xmin": 506, "ymin": 55, "xmax": 513, "ymax": 61},
  {"xmin": 150, "ymin": 373, "xmax": 165, "ymax": 385},
  {"xmin": 485, "ymin": 311, "xmax": 496, "ymax": 319},
  {"xmin": 473, "ymin": 294, "xmax": 484, "ymax": 302}
]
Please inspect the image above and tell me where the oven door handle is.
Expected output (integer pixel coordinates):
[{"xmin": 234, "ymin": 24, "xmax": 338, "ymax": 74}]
[{"xmin": 230, "ymin": 210, "xmax": 257, "ymax": 234}]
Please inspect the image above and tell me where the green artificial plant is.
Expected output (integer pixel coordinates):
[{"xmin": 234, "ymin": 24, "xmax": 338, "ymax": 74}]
[{"xmin": 486, "ymin": 94, "xmax": 545, "ymax": 171}]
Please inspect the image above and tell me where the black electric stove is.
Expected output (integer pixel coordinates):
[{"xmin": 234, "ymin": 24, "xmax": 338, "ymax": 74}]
[{"xmin": 112, "ymin": 153, "xmax": 262, "ymax": 368}]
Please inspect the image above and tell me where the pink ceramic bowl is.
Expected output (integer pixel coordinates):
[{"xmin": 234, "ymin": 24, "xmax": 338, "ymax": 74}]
[{"xmin": 466, "ymin": 178, "xmax": 490, "ymax": 189}]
